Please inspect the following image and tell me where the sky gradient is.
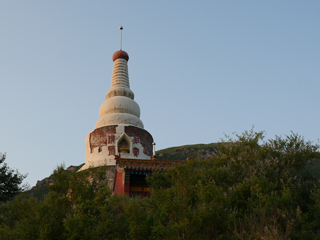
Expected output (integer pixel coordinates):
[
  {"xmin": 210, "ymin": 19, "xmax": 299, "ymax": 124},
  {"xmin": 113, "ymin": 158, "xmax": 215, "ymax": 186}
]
[{"xmin": 1, "ymin": 1, "xmax": 319, "ymax": 186}]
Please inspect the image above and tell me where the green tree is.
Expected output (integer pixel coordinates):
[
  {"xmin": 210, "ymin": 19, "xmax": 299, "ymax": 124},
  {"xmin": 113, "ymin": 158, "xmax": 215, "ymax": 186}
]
[
  {"xmin": 147, "ymin": 130, "xmax": 320, "ymax": 239},
  {"xmin": 0, "ymin": 195, "xmax": 41, "ymax": 240},
  {"xmin": 0, "ymin": 165, "xmax": 115, "ymax": 240},
  {"xmin": 1, "ymin": 130, "xmax": 319, "ymax": 239},
  {"xmin": 0, "ymin": 153, "xmax": 27, "ymax": 202}
]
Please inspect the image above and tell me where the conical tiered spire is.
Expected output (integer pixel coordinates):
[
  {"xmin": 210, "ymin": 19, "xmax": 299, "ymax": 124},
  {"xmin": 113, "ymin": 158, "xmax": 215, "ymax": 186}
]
[
  {"xmin": 111, "ymin": 51, "xmax": 130, "ymax": 89},
  {"xmin": 95, "ymin": 50, "xmax": 144, "ymax": 129},
  {"xmin": 105, "ymin": 50, "xmax": 134, "ymax": 100}
]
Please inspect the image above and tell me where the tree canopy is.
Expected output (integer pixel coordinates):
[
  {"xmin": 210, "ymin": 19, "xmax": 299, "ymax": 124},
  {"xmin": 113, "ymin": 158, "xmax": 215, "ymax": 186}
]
[
  {"xmin": 0, "ymin": 153, "xmax": 27, "ymax": 202},
  {"xmin": 1, "ymin": 130, "xmax": 320, "ymax": 239}
]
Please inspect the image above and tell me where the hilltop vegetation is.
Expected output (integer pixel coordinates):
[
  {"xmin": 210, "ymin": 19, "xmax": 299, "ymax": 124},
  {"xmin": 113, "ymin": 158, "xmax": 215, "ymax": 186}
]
[
  {"xmin": 1, "ymin": 130, "xmax": 320, "ymax": 239},
  {"xmin": 156, "ymin": 143, "xmax": 218, "ymax": 160},
  {"xmin": 24, "ymin": 144, "xmax": 218, "ymax": 199},
  {"xmin": 24, "ymin": 165, "xmax": 83, "ymax": 200}
]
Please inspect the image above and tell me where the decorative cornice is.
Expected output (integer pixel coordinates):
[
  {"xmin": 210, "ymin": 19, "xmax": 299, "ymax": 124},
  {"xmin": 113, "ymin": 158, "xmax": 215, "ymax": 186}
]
[{"xmin": 114, "ymin": 154, "xmax": 186, "ymax": 171}]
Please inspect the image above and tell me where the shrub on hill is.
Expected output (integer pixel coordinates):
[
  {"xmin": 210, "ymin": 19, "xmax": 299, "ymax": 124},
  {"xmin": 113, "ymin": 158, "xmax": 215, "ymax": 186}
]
[
  {"xmin": 148, "ymin": 130, "xmax": 320, "ymax": 239},
  {"xmin": 1, "ymin": 130, "xmax": 320, "ymax": 239}
]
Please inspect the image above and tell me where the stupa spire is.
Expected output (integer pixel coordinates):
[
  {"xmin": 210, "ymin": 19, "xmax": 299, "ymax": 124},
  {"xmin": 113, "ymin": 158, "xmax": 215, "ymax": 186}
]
[
  {"xmin": 80, "ymin": 27, "xmax": 154, "ymax": 172},
  {"xmin": 110, "ymin": 50, "xmax": 130, "ymax": 89},
  {"xmin": 105, "ymin": 27, "xmax": 134, "ymax": 100},
  {"xmin": 95, "ymin": 27, "xmax": 143, "ymax": 129}
]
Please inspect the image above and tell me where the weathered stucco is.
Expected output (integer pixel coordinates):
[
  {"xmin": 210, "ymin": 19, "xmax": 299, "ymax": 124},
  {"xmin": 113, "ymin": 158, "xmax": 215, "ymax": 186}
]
[{"xmin": 80, "ymin": 124, "xmax": 153, "ymax": 171}]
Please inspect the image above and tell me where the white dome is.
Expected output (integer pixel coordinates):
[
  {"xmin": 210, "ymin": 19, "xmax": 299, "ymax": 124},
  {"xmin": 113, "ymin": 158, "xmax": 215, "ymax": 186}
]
[
  {"xmin": 95, "ymin": 113, "xmax": 144, "ymax": 129},
  {"xmin": 99, "ymin": 96, "xmax": 140, "ymax": 118}
]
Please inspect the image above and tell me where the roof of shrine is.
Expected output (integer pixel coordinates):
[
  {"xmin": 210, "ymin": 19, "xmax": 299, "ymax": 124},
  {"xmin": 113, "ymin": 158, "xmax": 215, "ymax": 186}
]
[{"xmin": 115, "ymin": 155, "xmax": 186, "ymax": 171}]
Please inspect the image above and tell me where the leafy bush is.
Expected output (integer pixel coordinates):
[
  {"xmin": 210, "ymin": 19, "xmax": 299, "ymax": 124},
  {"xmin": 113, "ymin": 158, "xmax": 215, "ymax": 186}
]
[{"xmin": 0, "ymin": 130, "xmax": 319, "ymax": 239}]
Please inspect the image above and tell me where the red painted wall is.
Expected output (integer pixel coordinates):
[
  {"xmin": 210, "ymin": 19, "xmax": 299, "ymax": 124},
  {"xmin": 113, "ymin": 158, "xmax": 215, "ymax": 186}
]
[
  {"xmin": 114, "ymin": 171, "xmax": 125, "ymax": 195},
  {"xmin": 124, "ymin": 183, "xmax": 130, "ymax": 195}
]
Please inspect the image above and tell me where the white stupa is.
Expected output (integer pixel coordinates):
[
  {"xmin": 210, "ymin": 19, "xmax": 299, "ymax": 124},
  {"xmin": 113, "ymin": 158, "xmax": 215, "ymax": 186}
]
[{"xmin": 79, "ymin": 49, "xmax": 153, "ymax": 171}]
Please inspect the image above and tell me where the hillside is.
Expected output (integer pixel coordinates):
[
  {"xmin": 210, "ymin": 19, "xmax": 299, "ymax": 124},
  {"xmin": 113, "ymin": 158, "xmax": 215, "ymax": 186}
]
[
  {"xmin": 24, "ymin": 143, "xmax": 216, "ymax": 199},
  {"xmin": 24, "ymin": 165, "xmax": 83, "ymax": 199},
  {"xmin": 156, "ymin": 143, "xmax": 219, "ymax": 161},
  {"xmin": 4, "ymin": 134, "xmax": 320, "ymax": 239},
  {"xmin": 25, "ymin": 142, "xmax": 320, "ymax": 199}
]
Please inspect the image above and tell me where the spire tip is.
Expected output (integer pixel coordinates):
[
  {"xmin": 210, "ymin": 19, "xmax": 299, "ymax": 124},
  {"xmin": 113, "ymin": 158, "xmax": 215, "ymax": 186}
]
[{"xmin": 119, "ymin": 26, "xmax": 123, "ymax": 50}]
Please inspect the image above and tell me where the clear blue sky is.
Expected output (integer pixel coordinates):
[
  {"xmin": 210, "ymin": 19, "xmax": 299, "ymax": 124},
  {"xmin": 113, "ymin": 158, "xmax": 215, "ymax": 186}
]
[{"xmin": 1, "ymin": 1, "xmax": 319, "ymax": 187}]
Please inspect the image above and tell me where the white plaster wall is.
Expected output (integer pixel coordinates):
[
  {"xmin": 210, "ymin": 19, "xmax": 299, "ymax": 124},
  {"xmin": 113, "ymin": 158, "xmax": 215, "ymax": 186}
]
[{"xmin": 79, "ymin": 124, "xmax": 151, "ymax": 171}]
